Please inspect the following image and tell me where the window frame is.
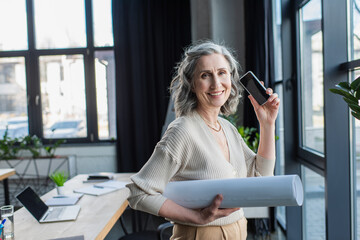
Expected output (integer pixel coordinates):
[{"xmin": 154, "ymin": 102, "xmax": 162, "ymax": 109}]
[
  {"xmin": 281, "ymin": 0, "xmax": 354, "ymax": 239},
  {"xmin": 296, "ymin": 0, "xmax": 326, "ymax": 172},
  {"xmin": 0, "ymin": 0, "xmax": 116, "ymax": 144}
]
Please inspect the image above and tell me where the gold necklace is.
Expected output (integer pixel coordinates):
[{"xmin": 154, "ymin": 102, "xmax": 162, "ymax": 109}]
[{"xmin": 203, "ymin": 119, "xmax": 222, "ymax": 132}]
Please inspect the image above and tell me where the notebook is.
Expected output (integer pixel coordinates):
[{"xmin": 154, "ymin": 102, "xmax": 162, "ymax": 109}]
[
  {"xmin": 45, "ymin": 193, "xmax": 84, "ymax": 206},
  {"xmin": 73, "ymin": 180, "xmax": 128, "ymax": 196},
  {"xmin": 16, "ymin": 186, "xmax": 81, "ymax": 223}
]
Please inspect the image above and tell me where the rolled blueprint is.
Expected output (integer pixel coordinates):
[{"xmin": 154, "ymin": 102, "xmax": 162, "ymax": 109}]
[{"xmin": 163, "ymin": 175, "xmax": 303, "ymax": 209}]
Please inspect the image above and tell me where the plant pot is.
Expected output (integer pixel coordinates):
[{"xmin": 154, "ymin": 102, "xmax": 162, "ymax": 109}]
[{"xmin": 56, "ymin": 186, "xmax": 65, "ymax": 195}]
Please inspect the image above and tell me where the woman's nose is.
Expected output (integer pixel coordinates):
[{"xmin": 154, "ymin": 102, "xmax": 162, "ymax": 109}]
[{"xmin": 211, "ymin": 76, "xmax": 221, "ymax": 88}]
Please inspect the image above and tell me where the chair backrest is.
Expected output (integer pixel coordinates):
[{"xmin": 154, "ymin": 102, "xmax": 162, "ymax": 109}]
[{"xmin": 161, "ymin": 96, "xmax": 175, "ymax": 137}]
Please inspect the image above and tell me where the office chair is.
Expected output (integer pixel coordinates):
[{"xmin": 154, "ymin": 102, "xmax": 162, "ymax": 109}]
[{"xmin": 119, "ymin": 208, "xmax": 173, "ymax": 240}]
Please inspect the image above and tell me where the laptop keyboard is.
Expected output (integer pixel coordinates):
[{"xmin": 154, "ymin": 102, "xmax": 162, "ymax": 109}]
[{"xmin": 44, "ymin": 207, "xmax": 64, "ymax": 221}]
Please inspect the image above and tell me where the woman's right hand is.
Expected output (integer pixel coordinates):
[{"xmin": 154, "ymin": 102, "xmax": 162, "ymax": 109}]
[{"xmin": 194, "ymin": 194, "xmax": 240, "ymax": 225}]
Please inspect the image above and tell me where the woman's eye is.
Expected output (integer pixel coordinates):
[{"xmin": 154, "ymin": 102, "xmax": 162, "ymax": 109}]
[
  {"xmin": 219, "ymin": 71, "xmax": 226, "ymax": 75},
  {"xmin": 201, "ymin": 73, "xmax": 209, "ymax": 78}
]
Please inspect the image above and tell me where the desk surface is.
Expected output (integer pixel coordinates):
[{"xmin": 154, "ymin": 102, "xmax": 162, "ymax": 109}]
[
  {"xmin": 0, "ymin": 168, "xmax": 15, "ymax": 181},
  {"xmin": 14, "ymin": 173, "xmax": 133, "ymax": 240}
]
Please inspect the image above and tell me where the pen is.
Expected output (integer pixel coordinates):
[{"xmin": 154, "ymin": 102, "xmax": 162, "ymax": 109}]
[
  {"xmin": 93, "ymin": 185, "xmax": 104, "ymax": 189},
  {"xmin": 0, "ymin": 219, "xmax": 6, "ymax": 236},
  {"xmin": 53, "ymin": 195, "xmax": 68, "ymax": 198}
]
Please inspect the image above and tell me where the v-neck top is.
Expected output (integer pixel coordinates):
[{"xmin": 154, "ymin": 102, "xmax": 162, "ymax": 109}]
[{"xmin": 127, "ymin": 111, "xmax": 275, "ymax": 226}]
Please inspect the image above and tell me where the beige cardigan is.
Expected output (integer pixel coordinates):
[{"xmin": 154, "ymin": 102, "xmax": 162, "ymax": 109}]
[{"xmin": 127, "ymin": 111, "xmax": 275, "ymax": 226}]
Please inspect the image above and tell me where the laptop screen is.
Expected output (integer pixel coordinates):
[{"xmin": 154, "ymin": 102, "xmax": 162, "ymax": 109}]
[{"xmin": 16, "ymin": 186, "xmax": 49, "ymax": 221}]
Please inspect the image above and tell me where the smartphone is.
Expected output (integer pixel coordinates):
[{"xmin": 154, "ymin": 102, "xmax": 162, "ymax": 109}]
[{"xmin": 239, "ymin": 71, "xmax": 269, "ymax": 105}]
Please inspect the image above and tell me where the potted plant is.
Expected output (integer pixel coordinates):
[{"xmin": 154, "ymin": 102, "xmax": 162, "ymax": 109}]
[
  {"xmin": 49, "ymin": 171, "xmax": 68, "ymax": 195},
  {"xmin": 329, "ymin": 75, "xmax": 360, "ymax": 120},
  {"xmin": 43, "ymin": 139, "xmax": 65, "ymax": 158}
]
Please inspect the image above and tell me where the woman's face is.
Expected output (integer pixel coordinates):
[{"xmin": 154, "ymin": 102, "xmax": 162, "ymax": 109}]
[{"xmin": 192, "ymin": 53, "xmax": 232, "ymax": 112}]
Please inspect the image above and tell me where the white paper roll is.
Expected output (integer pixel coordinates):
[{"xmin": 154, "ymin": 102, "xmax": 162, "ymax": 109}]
[{"xmin": 163, "ymin": 175, "xmax": 303, "ymax": 209}]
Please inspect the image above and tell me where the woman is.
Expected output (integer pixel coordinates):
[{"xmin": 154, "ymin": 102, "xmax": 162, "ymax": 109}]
[{"xmin": 127, "ymin": 41, "xmax": 280, "ymax": 239}]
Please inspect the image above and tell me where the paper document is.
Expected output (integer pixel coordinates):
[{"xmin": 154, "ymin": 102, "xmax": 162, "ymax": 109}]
[
  {"xmin": 74, "ymin": 186, "xmax": 117, "ymax": 196},
  {"xmin": 49, "ymin": 235, "xmax": 84, "ymax": 240},
  {"xmin": 95, "ymin": 180, "xmax": 128, "ymax": 189},
  {"xmin": 45, "ymin": 193, "xmax": 84, "ymax": 206},
  {"xmin": 74, "ymin": 180, "xmax": 128, "ymax": 196},
  {"xmin": 163, "ymin": 175, "xmax": 303, "ymax": 209}
]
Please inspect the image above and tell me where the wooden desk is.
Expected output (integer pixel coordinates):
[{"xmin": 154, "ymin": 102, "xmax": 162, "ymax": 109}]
[
  {"xmin": 0, "ymin": 168, "xmax": 16, "ymax": 205},
  {"xmin": 14, "ymin": 173, "xmax": 133, "ymax": 240}
]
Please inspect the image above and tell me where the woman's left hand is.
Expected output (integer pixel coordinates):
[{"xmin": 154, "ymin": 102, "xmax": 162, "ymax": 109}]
[{"xmin": 248, "ymin": 85, "xmax": 280, "ymax": 126}]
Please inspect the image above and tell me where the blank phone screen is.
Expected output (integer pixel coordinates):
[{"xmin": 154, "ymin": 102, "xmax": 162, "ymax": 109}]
[{"xmin": 240, "ymin": 72, "xmax": 269, "ymax": 105}]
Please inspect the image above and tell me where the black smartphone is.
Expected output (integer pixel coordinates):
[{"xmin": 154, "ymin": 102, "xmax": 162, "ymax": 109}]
[{"xmin": 239, "ymin": 71, "xmax": 269, "ymax": 105}]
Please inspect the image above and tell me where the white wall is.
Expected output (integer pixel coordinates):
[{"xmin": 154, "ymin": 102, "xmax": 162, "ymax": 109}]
[
  {"xmin": 0, "ymin": 145, "xmax": 117, "ymax": 178},
  {"xmin": 191, "ymin": 0, "xmax": 246, "ymax": 123},
  {"xmin": 55, "ymin": 145, "xmax": 117, "ymax": 174},
  {"xmin": 191, "ymin": 0, "xmax": 246, "ymax": 67}
]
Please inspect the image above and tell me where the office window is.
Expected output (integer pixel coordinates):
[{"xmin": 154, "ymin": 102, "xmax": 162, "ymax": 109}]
[
  {"xmin": 34, "ymin": 0, "xmax": 86, "ymax": 49},
  {"xmin": 0, "ymin": 57, "xmax": 28, "ymax": 139},
  {"xmin": 40, "ymin": 55, "xmax": 87, "ymax": 139},
  {"xmin": 349, "ymin": 1, "xmax": 360, "ymax": 237},
  {"xmin": 272, "ymin": 0, "xmax": 286, "ymax": 229},
  {"xmin": 351, "ymin": 69, "xmax": 360, "ymax": 238},
  {"xmin": 0, "ymin": 0, "xmax": 116, "ymax": 143},
  {"xmin": 93, "ymin": 0, "xmax": 114, "ymax": 47},
  {"xmin": 275, "ymin": 84, "xmax": 286, "ymax": 226},
  {"xmin": 302, "ymin": 166, "xmax": 326, "ymax": 240},
  {"xmin": 299, "ymin": 0, "xmax": 324, "ymax": 154},
  {"xmin": 0, "ymin": 0, "xmax": 28, "ymax": 51},
  {"xmin": 94, "ymin": 51, "xmax": 116, "ymax": 140},
  {"xmin": 350, "ymin": 0, "xmax": 360, "ymax": 60}
]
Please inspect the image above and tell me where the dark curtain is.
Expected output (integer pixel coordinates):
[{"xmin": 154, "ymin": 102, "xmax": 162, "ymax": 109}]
[
  {"xmin": 244, "ymin": 0, "xmax": 276, "ymax": 231},
  {"xmin": 243, "ymin": 0, "xmax": 275, "ymax": 128},
  {"xmin": 112, "ymin": 0, "xmax": 191, "ymax": 172}
]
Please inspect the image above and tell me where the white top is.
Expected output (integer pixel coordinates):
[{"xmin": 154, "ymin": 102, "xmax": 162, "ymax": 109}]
[{"xmin": 127, "ymin": 111, "xmax": 275, "ymax": 226}]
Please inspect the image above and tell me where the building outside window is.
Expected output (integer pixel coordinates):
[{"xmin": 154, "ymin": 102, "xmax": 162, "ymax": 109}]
[{"xmin": 0, "ymin": 0, "xmax": 116, "ymax": 143}]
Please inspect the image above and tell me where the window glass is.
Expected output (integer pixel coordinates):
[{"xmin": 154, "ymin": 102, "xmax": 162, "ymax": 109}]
[
  {"xmin": 299, "ymin": 0, "xmax": 324, "ymax": 154},
  {"xmin": 350, "ymin": 0, "xmax": 360, "ymax": 60},
  {"xmin": 302, "ymin": 166, "xmax": 326, "ymax": 239},
  {"xmin": 39, "ymin": 55, "xmax": 87, "ymax": 138},
  {"xmin": 93, "ymin": 0, "xmax": 114, "ymax": 47},
  {"xmin": 273, "ymin": 0, "xmax": 285, "ymax": 227},
  {"xmin": 0, "ymin": 0, "xmax": 28, "ymax": 51},
  {"xmin": 34, "ymin": 0, "xmax": 86, "ymax": 49},
  {"xmin": 273, "ymin": 0, "xmax": 283, "ymax": 82},
  {"xmin": 275, "ymin": 84, "xmax": 286, "ymax": 225},
  {"xmin": 94, "ymin": 51, "xmax": 116, "ymax": 140},
  {"xmin": 0, "ymin": 57, "xmax": 28, "ymax": 139},
  {"xmin": 351, "ymin": 70, "xmax": 360, "ymax": 238}
]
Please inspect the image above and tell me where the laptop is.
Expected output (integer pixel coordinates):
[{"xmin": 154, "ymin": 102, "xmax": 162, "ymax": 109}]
[{"xmin": 16, "ymin": 186, "xmax": 81, "ymax": 223}]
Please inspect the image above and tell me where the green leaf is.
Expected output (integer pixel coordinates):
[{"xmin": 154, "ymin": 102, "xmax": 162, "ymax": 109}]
[
  {"xmin": 337, "ymin": 82, "xmax": 351, "ymax": 91},
  {"xmin": 49, "ymin": 171, "xmax": 68, "ymax": 186},
  {"xmin": 351, "ymin": 76, "xmax": 360, "ymax": 91},
  {"xmin": 343, "ymin": 97, "xmax": 358, "ymax": 105},
  {"xmin": 348, "ymin": 103, "xmax": 360, "ymax": 113},
  {"xmin": 330, "ymin": 88, "xmax": 358, "ymax": 102},
  {"xmin": 351, "ymin": 111, "xmax": 360, "ymax": 120}
]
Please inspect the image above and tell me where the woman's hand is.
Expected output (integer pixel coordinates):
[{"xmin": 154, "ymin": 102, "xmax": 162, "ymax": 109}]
[
  {"xmin": 158, "ymin": 194, "xmax": 239, "ymax": 225},
  {"xmin": 195, "ymin": 194, "xmax": 240, "ymax": 225},
  {"xmin": 248, "ymin": 84, "xmax": 280, "ymax": 126}
]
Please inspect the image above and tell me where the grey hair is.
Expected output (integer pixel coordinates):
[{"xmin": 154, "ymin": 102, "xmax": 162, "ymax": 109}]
[{"xmin": 170, "ymin": 41, "xmax": 242, "ymax": 117}]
